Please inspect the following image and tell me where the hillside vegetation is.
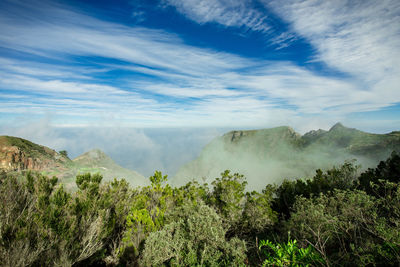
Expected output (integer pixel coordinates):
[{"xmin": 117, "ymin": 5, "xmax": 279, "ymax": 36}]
[
  {"xmin": 0, "ymin": 152, "xmax": 399, "ymax": 266},
  {"xmin": 174, "ymin": 123, "xmax": 400, "ymax": 189},
  {"xmin": 0, "ymin": 136, "xmax": 147, "ymax": 189}
]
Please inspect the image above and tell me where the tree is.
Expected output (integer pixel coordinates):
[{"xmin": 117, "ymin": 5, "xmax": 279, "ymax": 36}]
[
  {"xmin": 272, "ymin": 161, "xmax": 359, "ymax": 219},
  {"xmin": 210, "ymin": 170, "xmax": 247, "ymax": 234},
  {"xmin": 58, "ymin": 150, "xmax": 69, "ymax": 158},
  {"xmin": 357, "ymin": 151, "xmax": 400, "ymax": 197},
  {"xmin": 120, "ymin": 171, "xmax": 174, "ymax": 265},
  {"xmin": 0, "ymin": 173, "xmax": 54, "ymax": 266}
]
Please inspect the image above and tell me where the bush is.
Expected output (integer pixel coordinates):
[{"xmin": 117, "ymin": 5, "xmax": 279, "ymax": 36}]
[
  {"xmin": 286, "ymin": 189, "xmax": 400, "ymax": 266},
  {"xmin": 210, "ymin": 170, "xmax": 247, "ymax": 234},
  {"xmin": 140, "ymin": 202, "xmax": 247, "ymax": 266},
  {"xmin": 272, "ymin": 161, "xmax": 359, "ymax": 219},
  {"xmin": 357, "ymin": 151, "xmax": 400, "ymax": 197},
  {"xmin": 120, "ymin": 171, "xmax": 174, "ymax": 264},
  {"xmin": 259, "ymin": 237, "xmax": 324, "ymax": 266}
]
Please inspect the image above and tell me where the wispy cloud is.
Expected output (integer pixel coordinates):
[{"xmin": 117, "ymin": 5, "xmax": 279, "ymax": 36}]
[
  {"xmin": 265, "ymin": 0, "xmax": 400, "ymax": 97},
  {"xmin": 269, "ymin": 32, "xmax": 298, "ymax": 50},
  {"xmin": 0, "ymin": 0, "xmax": 398, "ymax": 129},
  {"xmin": 162, "ymin": 0, "xmax": 270, "ymax": 32}
]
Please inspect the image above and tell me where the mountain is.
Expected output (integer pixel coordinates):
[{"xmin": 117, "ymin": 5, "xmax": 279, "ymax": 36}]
[
  {"xmin": 172, "ymin": 123, "xmax": 400, "ymax": 190},
  {"xmin": 72, "ymin": 149, "xmax": 147, "ymax": 186},
  {"xmin": 304, "ymin": 123, "xmax": 400, "ymax": 158},
  {"xmin": 0, "ymin": 136, "xmax": 147, "ymax": 189},
  {"xmin": 0, "ymin": 135, "xmax": 71, "ymax": 172}
]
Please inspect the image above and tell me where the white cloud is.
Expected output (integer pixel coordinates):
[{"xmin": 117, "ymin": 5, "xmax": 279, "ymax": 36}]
[
  {"xmin": 265, "ymin": 0, "xmax": 400, "ymax": 98},
  {"xmin": 0, "ymin": 0, "xmax": 399, "ymax": 129},
  {"xmin": 163, "ymin": 0, "xmax": 270, "ymax": 32},
  {"xmin": 268, "ymin": 32, "xmax": 298, "ymax": 50}
]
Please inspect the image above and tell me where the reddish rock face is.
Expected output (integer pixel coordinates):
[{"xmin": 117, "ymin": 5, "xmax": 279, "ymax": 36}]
[{"xmin": 0, "ymin": 146, "xmax": 52, "ymax": 171}]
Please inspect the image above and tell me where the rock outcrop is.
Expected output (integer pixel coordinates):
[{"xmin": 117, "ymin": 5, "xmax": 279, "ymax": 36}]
[
  {"xmin": 0, "ymin": 146, "xmax": 39, "ymax": 171},
  {"xmin": 0, "ymin": 135, "xmax": 147, "ymax": 188},
  {"xmin": 0, "ymin": 136, "xmax": 67, "ymax": 172}
]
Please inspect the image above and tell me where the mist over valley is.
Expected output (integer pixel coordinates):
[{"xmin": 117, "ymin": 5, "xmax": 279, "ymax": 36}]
[{"xmin": 1, "ymin": 122, "xmax": 399, "ymax": 191}]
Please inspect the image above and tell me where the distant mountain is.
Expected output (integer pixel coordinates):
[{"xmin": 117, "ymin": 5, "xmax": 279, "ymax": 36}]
[
  {"xmin": 303, "ymin": 123, "xmax": 400, "ymax": 159},
  {"xmin": 0, "ymin": 136, "xmax": 147, "ymax": 189},
  {"xmin": 173, "ymin": 123, "xmax": 400, "ymax": 189},
  {"xmin": 72, "ymin": 149, "xmax": 147, "ymax": 186}
]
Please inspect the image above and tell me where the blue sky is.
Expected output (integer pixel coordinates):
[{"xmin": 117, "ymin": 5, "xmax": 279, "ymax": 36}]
[{"xmin": 1, "ymin": 0, "xmax": 400, "ymax": 133}]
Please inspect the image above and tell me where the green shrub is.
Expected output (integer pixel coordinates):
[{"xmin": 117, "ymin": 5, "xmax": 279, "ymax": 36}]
[
  {"xmin": 210, "ymin": 170, "xmax": 247, "ymax": 233},
  {"xmin": 272, "ymin": 161, "xmax": 359, "ymax": 219},
  {"xmin": 140, "ymin": 202, "xmax": 247, "ymax": 266},
  {"xmin": 120, "ymin": 171, "xmax": 174, "ymax": 264},
  {"xmin": 259, "ymin": 237, "xmax": 324, "ymax": 266},
  {"xmin": 286, "ymin": 189, "xmax": 400, "ymax": 266}
]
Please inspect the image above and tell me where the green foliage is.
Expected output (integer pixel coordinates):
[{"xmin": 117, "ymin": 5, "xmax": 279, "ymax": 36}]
[
  {"xmin": 173, "ymin": 180, "xmax": 209, "ymax": 207},
  {"xmin": 0, "ymin": 173, "xmax": 47, "ymax": 266},
  {"xmin": 149, "ymin": 170, "xmax": 168, "ymax": 188},
  {"xmin": 241, "ymin": 186, "xmax": 277, "ymax": 235},
  {"xmin": 272, "ymin": 160, "xmax": 359, "ymax": 219},
  {"xmin": 120, "ymin": 171, "xmax": 174, "ymax": 264},
  {"xmin": 210, "ymin": 170, "xmax": 247, "ymax": 232},
  {"xmin": 286, "ymin": 188, "xmax": 400, "ymax": 266},
  {"xmin": 59, "ymin": 150, "xmax": 69, "ymax": 158},
  {"xmin": 76, "ymin": 172, "xmax": 103, "ymax": 192},
  {"xmin": 357, "ymin": 151, "xmax": 400, "ymax": 196},
  {"xmin": 141, "ymin": 202, "xmax": 247, "ymax": 266},
  {"xmin": 259, "ymin": 237, "xmax": 324, "ymax": 266},
  {"xmin": 0, "ymin": 171, "xmax": 137, "ymax": 266},
  {"xmin": 1, "ymin": 152, "xmax": 399, "ymax": 266},
  {"xmin": 367, "ymin": 180, "xmax": 400, "ymax": 264}
]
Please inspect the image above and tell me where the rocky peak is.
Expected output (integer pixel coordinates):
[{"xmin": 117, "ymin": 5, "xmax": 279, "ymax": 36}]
[
  {"xmin": 329, "ymin": 122, "xmax": 346, "ymax": 131},
  {"xmin": 303, "ymin": 129, "xmax": 327, "ymax": 139},
  {"xmin": 284, "ymin": 126, "xmax": 301, "ymax": 138},
  {"xmin": 230, "ymin": 131, "xmax": 245, "ymax": 142}
]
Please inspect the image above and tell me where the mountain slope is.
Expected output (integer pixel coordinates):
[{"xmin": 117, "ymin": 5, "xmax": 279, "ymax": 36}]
[
  {"xmin": 0, "ymin": 136, "xmax": 147, "ymax": 188},
  {"xmin": 72, "ymin": 149, "xmax": 147, "ymax": 186},
  {"xmin": 304, "ymin": 123, "xmax": 400, "ymax": 158},
  {"xmin": 173, "ymin": 123, "xmax": 400, "ymax": 189},
  {"xmin": 0, "ymin": 135, "xmax": 70, "ymax": 172}
]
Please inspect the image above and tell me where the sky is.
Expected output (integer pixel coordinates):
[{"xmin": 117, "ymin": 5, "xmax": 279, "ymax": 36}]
[
  {"xmin": 0, "ymin": 0, "xmax": 400, "ymax": 176},
  {"xmin": 0, "ymin": 0, "xmax": 399, "ymax": 132}
]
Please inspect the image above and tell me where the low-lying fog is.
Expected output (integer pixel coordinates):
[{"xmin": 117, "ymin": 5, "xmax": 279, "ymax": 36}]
[
  {"xmin": 1, "ymin": 119, "xmax": 397, "ymax": 190},
  {"xmin": 0, "ymin": 119, "xmax": 226, "ymax": 178}
]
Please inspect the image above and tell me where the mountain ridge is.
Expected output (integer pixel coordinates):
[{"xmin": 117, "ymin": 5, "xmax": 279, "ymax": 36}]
[
  {"xmin": 173, "ymin": 123, "xmax": 400, "ymax": 189},
  {"xmin": 0, "ymin": 136, "xmax": 147, "ymax": 188}
]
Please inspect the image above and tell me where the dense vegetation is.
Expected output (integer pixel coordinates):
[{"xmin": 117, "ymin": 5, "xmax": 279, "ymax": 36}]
[{"xmin": 0, "ymin": 152, "xmax": 399, "ymax": 266}]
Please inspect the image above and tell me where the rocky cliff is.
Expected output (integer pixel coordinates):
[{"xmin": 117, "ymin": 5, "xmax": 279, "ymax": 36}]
[
  {"xmin": 0, "ymin": 136, "xmax": 68, "ymax": 172},
  {"xmin": 0, "ymin": 135, "xmax": 147, "ymax": 188}
]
